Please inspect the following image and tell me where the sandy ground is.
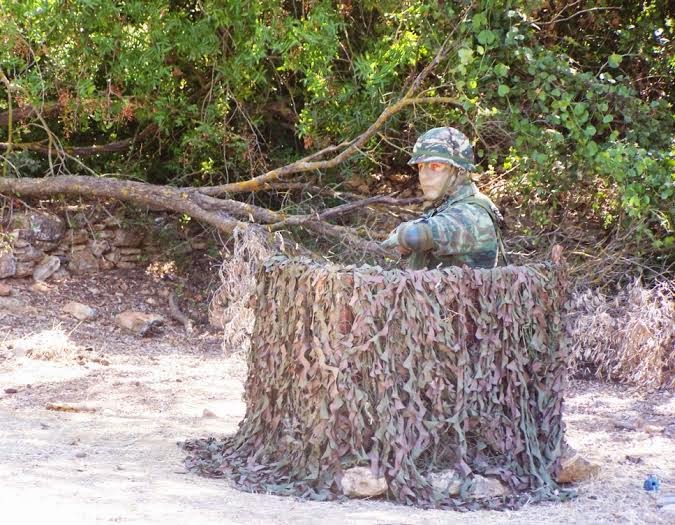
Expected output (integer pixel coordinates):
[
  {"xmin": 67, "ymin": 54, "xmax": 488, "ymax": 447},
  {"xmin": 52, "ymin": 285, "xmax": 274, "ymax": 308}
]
[{"xmin": 0, "ymin": 270, "xmax": 673, "ymax": 525}]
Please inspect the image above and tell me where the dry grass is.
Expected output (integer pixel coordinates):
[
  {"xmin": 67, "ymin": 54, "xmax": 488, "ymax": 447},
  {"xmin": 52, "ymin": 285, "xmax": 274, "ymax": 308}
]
[
  {"xmin": 568, "ymin": 279, "xmax": 674, "ymax": 389},
  {"xmin": 209, "ymin": 226, "xmax": 276, "ymax": 353},
  {"xmin": 3, "ymin": 326, "xmax": 82, "ymax": 361}
]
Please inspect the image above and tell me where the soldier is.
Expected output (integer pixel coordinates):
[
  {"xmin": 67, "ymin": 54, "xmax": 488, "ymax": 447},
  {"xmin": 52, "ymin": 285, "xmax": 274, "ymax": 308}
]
[{"xmin": 382, "ymin": 127, "xmax": 507, "ymax": 269}]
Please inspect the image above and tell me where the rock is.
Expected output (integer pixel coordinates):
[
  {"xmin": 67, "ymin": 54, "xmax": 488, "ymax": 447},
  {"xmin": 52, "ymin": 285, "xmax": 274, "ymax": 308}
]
[
  {"xmin": 613, "ymin": 417, "xmax": 643, "ymax": 431},
  {"xmin": 89, "ymin": 239, "xmax": 110, "ymax": 257},
  {"xmin": 99, "ymin": 258, "xmax": 115, "ymax": 270},
  {"xmin": 51, "ymin": 268, "xmax": 70, "ymax": 282},
  {"xmin": 63, "ymin": 301, "xmax": 97, "ymax": 321},
  {"xmin": 665, "ymin": 423, "xmax": 675, "ymax": 439},
  {"xmin": 0, "ymin": 296, "xmax": 36, "ymax": 315},
  {"xmin": 66, "ymin": 229, "xmax": 89, "ymax": 245},
  {"xmin": 12, "ymin": 211, "xmax": 65, "ymax": 243},
  {"xmin": 112, "ymin": 228, "xmax": 144, "ymax": 247},
  {"xmin": 340, "ymin": 466, "xmax": 388, "ymax": 498},
  {"xmin": 0, "ymin": 252, "xmax": 16, "ymax": 278},
  {"xmin": 69, "ymin": 249, "xmax": 99, "ymax": 274},
  {"xmin": 33, "ymin": 255, "xmax": 61, "ymax": 282},
  {"xmin": 117, "ymin": 261, "xmax": 138, "ymax": 269},
  {"xmin": 555, "ymin": 449, "xmax": 600, "ymax": 484},
  {"xmin": 103, "ymin": 248, "xmax": 121, "ymax": 265},
  {"xmin": 14, "ymin": 244, "xmax": 44, "ymax": 262},
  {"xmin": 0, "ymin": 282, "xmax": 11, "ymax": 296},
  {"xmin": 30, "ymin": 281, "xmax": 53, "ymax": 293},
  {"xmin": 662, "ymin": 504, "xmax": 675, "ymax": 516},
  {"xmin": 429, "ymin": 469, "xmax": 462, "ymax": 496},
  {"xmin": 14, "ymin": 261, "xmax": 36, "ymax": 278},
  {"xmin": 202, "ymin": 408, "xmax": 217, "ymax": 418},
  {"xmin": 115, "ymin": 311, "xmax": 165, "ymax": 336},
  {"xmin": 75, "ymin": 452, "xmax": 87, "ymax": 458},
  {"xmin": 470, "ymin": 475, "xmax": 509, "ymax": 499},
  {"xmin": 4, "ymin": 388, "xmax": 18, "ymax": 394}
]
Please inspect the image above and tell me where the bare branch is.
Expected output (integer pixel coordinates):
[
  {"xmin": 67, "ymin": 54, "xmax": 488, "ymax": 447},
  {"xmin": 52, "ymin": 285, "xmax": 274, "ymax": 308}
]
[{"xmin": 198, "ymin": 96, "xmax": 461, "ymax": 196}]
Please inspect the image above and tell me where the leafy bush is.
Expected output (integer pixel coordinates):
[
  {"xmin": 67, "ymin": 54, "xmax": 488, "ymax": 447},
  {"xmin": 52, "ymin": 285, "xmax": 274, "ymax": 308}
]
[{"xmin": 0, "ymin": 1, "xmax": 672, "ymax": 250}]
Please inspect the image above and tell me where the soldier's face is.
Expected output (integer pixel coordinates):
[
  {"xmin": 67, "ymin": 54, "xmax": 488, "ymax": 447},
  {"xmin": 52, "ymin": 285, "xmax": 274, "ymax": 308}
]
[{"xmin": 417, "ymin": 162, "xmax": 455, "ymax": 200}]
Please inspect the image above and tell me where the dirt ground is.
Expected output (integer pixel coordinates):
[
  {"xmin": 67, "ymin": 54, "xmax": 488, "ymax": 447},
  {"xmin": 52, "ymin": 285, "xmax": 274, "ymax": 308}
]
[{"xmin": 1, "ymin": 269, "xmax": 673, "ymax": 525}]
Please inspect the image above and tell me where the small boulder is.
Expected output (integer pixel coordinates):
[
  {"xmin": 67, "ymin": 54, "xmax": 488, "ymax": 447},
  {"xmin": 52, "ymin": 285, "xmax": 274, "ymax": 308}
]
[
  {"xmin": 14, "ymin": 261, "xmax": 36, "ymax": 278},
  {"xmin": 470, "ymin": 475, "xmax": 509, "ymax": 499},
  {"xmin": 90, "ymin": 239, "xmax": 111, "ymax": 258},
  {"xmin": 341, "ymin": 466, "xmax": 388, "ymax": 498},
  {"xmin": 202, "ymin": 408, "xmax": 217, "ymax": 418},
  {"xmin": 69, "ymin": 249, "xmax": 99, "ymax": 274},
  {"xmin": 12, "ymin": 211, "xmax": 65, "ymax": 243},
  {"xmin": 33, "ymin": 255, "xmax": 61, "ymax": 282},
  {"xmin": 0, "ymin": 251, "xmax": 17, "ymax": 278},
  {"xmin": 0, "ymin": 296, "xmax": 36, "ymax": 315},
  {"xmin": 112, "ymin": 228, "xmax": 144, "ymax": 248},
  {"xmin": 115, "ymin": 311, "xmax": 165, "ymax": 336},
  {"xmin": 63, "ymin": 301, "xmax": 97, "ymax": 321},
  {"xmin": 30, "ymin": 281, "xmax": 53, "ymax": 293},
  {"xmin": 429, "ymin": 469, "xmax": 462, "ymax": 496},
  {"xmin": 555, "ymin": 449, "xmax": 600, "ymax": 484},
  {"xmin": 0, "ymin": 282, "xmax": 12, "ymax": 296}
]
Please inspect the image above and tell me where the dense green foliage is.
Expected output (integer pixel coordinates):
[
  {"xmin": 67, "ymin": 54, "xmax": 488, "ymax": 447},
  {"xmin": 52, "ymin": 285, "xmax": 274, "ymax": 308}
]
[{"xmin": 1, "ymin": 1, "xmax": 673, "ymax": 248}]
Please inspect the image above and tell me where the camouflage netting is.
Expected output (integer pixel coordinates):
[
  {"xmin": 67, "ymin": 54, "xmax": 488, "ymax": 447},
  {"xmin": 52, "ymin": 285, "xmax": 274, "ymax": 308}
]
[{"xmin": 184, "ymin": 257, "xmax": 572, "ymax": 510}]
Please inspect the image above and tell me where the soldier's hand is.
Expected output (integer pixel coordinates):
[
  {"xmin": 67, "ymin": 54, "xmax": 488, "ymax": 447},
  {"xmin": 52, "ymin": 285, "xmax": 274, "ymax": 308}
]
[{"xmin": 381, "ymin": 229, "xmax": 410, "ymax": 257}]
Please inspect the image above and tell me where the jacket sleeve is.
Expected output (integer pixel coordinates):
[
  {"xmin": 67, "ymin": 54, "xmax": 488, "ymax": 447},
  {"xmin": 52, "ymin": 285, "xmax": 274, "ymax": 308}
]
[{"xmin": 414, "ymin": 203, "xmax": 498, "ymax": 256}]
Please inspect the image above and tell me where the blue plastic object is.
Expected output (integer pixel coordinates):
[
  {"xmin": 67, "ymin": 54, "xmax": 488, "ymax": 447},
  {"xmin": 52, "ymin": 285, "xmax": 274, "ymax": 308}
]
[{"xmin": 643, "ymin": 475, "xmax": 661, "ymax": 492}]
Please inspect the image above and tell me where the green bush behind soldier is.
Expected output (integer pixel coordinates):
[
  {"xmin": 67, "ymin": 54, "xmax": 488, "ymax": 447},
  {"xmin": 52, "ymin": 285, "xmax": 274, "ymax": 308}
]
[{"xmin": 382, "ymin": 127, "xmax": 507, "ymax": 269}]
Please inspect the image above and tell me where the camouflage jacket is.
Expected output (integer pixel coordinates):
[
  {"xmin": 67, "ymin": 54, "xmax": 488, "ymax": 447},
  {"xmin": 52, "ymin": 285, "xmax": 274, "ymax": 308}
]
[{"xmin": 405, "ymin": 182, "xmax": 503, "ymax": 270}]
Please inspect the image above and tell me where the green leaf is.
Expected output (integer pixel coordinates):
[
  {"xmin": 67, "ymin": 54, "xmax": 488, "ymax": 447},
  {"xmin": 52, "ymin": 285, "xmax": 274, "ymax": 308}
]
[
  {"xmin": 608, "ymin": 54, "xmax": 622, "ymax": 68},
  {"xmin": 494, "ymin": 63, "xmax": 509, "ymax": 77},
  {"xmin": 497, "ymin": 84, "xmax": 510, "ymax": 96},
  {"xmin": 477, "ymin": 30, "xmax": 496, "ymax": 45},
  {"xmin": 458, "ymin": 48, "xmax": 474, "ymax": 65}
]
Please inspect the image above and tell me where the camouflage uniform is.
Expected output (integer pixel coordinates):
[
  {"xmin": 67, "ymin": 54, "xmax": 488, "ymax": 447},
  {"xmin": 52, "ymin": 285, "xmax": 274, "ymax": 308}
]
[{"xmin": 383, "ymin": 127, "xmax": 504, "ymax": 270}]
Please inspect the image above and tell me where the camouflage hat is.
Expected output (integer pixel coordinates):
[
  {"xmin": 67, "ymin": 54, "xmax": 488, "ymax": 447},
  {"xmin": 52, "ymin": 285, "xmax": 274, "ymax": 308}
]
[{"xmin": 408, "ymin": 127, "xmax": 476, "ymax": 171}]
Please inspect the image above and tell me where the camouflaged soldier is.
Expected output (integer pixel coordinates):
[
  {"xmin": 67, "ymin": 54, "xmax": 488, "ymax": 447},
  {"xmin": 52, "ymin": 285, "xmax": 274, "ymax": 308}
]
[{"xmin": 382, "ymin": 127, "xmax": 506, "ymax": 269}]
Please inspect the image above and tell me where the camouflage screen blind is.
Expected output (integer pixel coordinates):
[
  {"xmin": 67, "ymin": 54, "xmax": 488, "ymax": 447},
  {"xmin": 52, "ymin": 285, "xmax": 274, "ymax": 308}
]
[{"xmin": 184, "ymin": 256, "xmax": 571, "ymax": 510}]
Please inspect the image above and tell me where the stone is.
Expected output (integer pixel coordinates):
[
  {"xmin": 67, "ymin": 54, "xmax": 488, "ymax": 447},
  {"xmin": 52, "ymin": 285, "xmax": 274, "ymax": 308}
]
[
  {"xmin": 429, "ymin": 469, "xmax": 462, "ymax": 496},
  {"xmin": 664, "ymin": 423, "xmax": 675, "ymax": 439},
  {"xmin": 202, "ymin": 408, "xmax": 217, "ymax": 418},
  {"xmin": 117, "ymin": 261, "xmax": 138, "ymax": 269},
  {"xmin": 30, "ymin": 281, "xmax": 53, "ymax": 293},
  {"xmin": 14, "ymin": 261, "xmax": 36, "ymax": 278},
  {"xmin": 99, "ymin": 258, "xmax": 115, "ymax": 270},
  {"xmin": 14, "ymin": 244, "xmax": 44, "ymax": 262},
  {"xmin": 33, "ymin": 255, "xmax": 61, "ymax": 282},
  {"xmin": 662, "ymin": 504, "xmax": 675, "ymax": 516},
  {"xmin": 12, "ymin": 211, "xmax": 65, "ymax": 243},
  {"xmin": 0, "ymin": 282, "xmax": 11, "ymax": 296},
  {"xmin": 340, "ymin": 466, "xmax": 388, "ymax": 498},
  {"xmin": 119, "ymin": 247, "xmax": 142, "ymax": 256},
  {"xmin": 115, "ymin": 311, "xmax": 165, "ymax": 336},
  {"xmin": 51, "ymin": 268, "xmax": 70, "ymax": 281},
  {"xmin": 470, "ymin": 475, "xmax": 509, "ymax": 499},
  {"xmin": 69, "ymin": 249, "xmax": 99, "ymax": 274},
  {"xmin": 555, "ymin": 450, "xmax": 600, "ymax": 484},
  {"xmin": 4, "ymin": 388, "xmax": 18, "ymax": 394},
  {"xmin": 66, "ymin": 229, "xmax": 89, "ymax": 245},
  {"xmin": 112, "ymin": 228, "xmax": 144, "ymax": 247},
  {"xmin": 0, "ymin": 252, "xmax": 16, "ymax": 278},
  {"xmin": 103, "ymin": 249, "xmax": 121, "ymax": 265},
  {"xmin": 0, "ymin": 296, "xmax": 36, "ymax": 315},
  {"xmin": 63, "ymin": 301, "xmax": 97, "ymax": 321},
  {"xmin": 89, "ymin": 239, "xmax": 111, "ymax": 258}
]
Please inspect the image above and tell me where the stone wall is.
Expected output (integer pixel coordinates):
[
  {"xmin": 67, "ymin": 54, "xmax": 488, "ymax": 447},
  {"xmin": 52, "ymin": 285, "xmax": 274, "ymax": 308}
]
[{"xmin": 0, "ymin": 209, "xmax": 157, "ymax": 282}]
